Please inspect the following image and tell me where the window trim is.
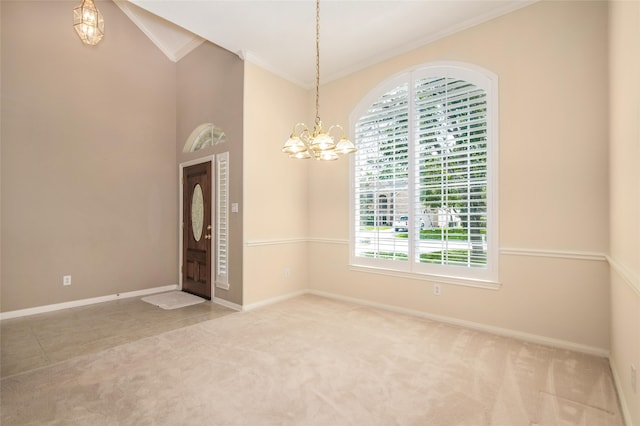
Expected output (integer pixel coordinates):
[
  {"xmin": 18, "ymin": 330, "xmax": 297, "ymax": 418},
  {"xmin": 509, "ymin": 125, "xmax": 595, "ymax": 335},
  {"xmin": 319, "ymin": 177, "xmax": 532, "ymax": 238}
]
[{"xmin": 349, "ymin": 61, "xmax": 500, "ymax": 287}]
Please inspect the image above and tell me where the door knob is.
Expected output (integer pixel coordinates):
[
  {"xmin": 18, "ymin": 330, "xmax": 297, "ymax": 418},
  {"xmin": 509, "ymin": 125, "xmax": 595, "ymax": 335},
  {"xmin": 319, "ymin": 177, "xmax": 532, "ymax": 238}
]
[
  {"xmin": 207, "ymin": 225, "xmax": 212, "ymax": 230},
  {"xmin": 205, "ymin": 234, "xmax": 212, "ymax": 240}
]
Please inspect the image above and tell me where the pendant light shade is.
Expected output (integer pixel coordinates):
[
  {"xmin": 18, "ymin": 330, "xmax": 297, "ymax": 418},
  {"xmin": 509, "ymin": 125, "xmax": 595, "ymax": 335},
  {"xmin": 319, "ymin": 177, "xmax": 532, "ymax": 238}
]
[{"xmin": 73, "ymin": 0, "xmax": 104, "ymax": 46}]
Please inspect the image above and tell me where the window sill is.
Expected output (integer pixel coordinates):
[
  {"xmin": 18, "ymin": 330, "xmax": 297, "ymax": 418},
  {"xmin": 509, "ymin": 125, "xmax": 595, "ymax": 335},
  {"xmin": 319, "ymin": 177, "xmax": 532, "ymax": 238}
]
[{"xmin": 349, "ymin": 264, "xmax": 501, "ymax": 290}]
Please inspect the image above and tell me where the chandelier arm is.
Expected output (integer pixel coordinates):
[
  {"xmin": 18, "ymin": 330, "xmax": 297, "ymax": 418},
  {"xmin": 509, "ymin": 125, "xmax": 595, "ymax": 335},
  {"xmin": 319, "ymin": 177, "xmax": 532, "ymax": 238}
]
[
  {"xmin": 292, "ymin": 123, "xmax": 308, "ymax": 135},
  {"xmin": 327, "ymin": 124, "xmax": 346, "ymax": 137},
  {"xmin": 296, "ymin": 125, "xmax": 317, "ymax": 158},
  {"xmin": 303, "ymin": 142, "xmax": 316, "ymax": 158}
]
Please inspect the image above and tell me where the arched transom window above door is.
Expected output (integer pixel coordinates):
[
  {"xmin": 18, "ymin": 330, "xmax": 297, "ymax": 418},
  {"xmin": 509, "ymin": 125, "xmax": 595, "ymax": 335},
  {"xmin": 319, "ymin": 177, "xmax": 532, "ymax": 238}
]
[{"xmin": 183, "ymin": 123, "xmax": 227, "ymax": 153}]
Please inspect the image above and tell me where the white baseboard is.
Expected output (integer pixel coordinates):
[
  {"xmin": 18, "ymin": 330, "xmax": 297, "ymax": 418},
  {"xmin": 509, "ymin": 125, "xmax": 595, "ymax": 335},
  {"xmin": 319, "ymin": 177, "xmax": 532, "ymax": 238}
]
[
  {"xmin": 212, "ymin": 297, "xmax": 242, "ymax": 312},
  {"xmin": 609, "ymin": 356, "xmax": 633, "ymax": 426},
  {"xmin": 2, "ymin": 283, "xmax": 611, "ymax": 359},
  {"xmin": 307, "ymin": 289, "xmax": 609, "ymax": 358},
  {"xmin": 241, "ymin": 290, "xmax": 308, "ymax": 312},
  {"xmin": 0, "ymin": 285, "xmax": 178, "ymax": 320}
]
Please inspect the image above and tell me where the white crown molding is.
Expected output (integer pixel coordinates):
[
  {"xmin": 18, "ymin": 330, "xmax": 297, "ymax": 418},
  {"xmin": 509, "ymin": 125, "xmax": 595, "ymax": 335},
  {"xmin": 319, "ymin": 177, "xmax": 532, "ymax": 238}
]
[
  {"xmin": 241, "ymin": 51, "xmax": 310, "ymax": 89},
  {"xmin": 323, "ymin": 1, "xmax": 538, "ymax": 86},
  {"xmin": 114, "ymin": 0, "xmax": 203, "ymax": 63},
  {"xmin": 173, "ymin": 37, "xmax": 205, "ymax": 62}
]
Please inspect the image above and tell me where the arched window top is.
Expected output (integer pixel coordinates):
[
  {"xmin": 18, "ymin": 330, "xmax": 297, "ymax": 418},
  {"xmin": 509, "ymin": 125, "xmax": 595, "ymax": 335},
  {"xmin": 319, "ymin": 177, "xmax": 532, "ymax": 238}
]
[
  {"xmin": 351, "ymin": 61, "xmax": 497, "ymax": 125},
  {"xmin": 183, "ymin": 123, "xmax": 227, "ymax": 153}
]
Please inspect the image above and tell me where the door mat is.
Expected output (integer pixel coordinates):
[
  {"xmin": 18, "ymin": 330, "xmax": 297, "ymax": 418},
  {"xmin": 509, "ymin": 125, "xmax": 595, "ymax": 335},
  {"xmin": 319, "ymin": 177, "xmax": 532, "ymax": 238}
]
[{"xmin": 142, "ymin": 291, "xmax": 205, "ymax": 310}]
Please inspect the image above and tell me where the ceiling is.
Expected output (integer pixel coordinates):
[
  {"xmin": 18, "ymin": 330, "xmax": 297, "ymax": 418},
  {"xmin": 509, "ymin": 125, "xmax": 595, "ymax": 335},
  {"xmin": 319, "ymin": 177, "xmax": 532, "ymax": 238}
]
[{"xmin": 120, "ymin": 0, "xmax": 536, "ymax": 88}]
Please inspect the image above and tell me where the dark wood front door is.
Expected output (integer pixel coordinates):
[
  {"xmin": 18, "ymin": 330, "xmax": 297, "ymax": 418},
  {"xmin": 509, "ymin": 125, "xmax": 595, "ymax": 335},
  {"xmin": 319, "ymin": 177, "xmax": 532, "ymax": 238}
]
[{"xmin": 182, "ymin": 162, "xmax": 212, "ymax": 300}]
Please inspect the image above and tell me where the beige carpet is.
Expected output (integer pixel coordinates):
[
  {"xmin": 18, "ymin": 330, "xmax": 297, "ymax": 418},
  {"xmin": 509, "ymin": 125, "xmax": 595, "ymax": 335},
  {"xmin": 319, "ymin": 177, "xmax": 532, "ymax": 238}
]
[{"xmin": 0, "ymin": 295, "xmax": 623, "ymax": 425}]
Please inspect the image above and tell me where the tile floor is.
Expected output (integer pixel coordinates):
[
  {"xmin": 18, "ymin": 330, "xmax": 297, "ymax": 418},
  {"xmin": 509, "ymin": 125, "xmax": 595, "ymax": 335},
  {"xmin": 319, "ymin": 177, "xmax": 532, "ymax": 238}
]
[{"xmin": 0, "ymin": 295, "xmax": 235, "ymax": 378}]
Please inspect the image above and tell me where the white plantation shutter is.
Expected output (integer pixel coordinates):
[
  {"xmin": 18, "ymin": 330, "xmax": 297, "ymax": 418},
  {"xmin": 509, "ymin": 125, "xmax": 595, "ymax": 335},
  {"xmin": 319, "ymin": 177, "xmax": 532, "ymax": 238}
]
[
  {"xmin": 354, "ymin": 84, "xmax": 411, "ymax": 265},
  {"xmin": 216, "ymin": 152, "xmax": 229, "ymax": 289},
  {"xmin": 414, "ymin": 75, "xmax": 488, "ymax": 268},
  {"xmin": 351, "ymin": 63, "xmax": 498, "ymax": 283}
]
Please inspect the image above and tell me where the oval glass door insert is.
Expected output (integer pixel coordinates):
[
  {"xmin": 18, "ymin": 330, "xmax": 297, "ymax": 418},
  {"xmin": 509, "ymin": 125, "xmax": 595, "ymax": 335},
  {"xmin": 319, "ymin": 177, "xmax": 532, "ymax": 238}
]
[{"xmin": 191, "ymin": 184, "xmax": 204, "ymax": 241}]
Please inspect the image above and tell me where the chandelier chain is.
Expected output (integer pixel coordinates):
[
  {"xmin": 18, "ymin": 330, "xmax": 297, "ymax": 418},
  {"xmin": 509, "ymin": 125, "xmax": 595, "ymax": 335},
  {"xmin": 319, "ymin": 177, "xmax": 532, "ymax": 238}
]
[
  {"xmin": 315, "ymin": 0, "xmax": 321, "ymax": 125},
  {"xmin": 280, "ymin": 0, "xmax": 356, "ymax": 160}
]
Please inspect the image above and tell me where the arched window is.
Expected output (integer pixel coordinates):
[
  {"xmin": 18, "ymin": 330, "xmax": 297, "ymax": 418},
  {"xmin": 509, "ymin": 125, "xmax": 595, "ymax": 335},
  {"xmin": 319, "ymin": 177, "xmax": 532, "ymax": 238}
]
[
  {"xmin": 350, "ymin": 62, "xmax": 499, "ymax": 285},
  {"xmin": 183, "ymin": 123, "xmax": 226, "ymax": 153}
]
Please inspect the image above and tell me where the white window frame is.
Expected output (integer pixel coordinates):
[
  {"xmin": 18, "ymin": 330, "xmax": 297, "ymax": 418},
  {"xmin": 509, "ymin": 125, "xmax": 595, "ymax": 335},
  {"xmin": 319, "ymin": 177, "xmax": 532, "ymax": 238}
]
[{"xmin": 349, "ymin": 62, "xmax": 499, "ymax": 288}]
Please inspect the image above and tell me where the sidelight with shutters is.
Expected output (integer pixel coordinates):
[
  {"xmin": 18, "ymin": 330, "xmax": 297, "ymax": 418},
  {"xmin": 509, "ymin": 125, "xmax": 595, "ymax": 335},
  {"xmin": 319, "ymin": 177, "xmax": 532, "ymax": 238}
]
[{"xmin": 216, "ymin": 152, "xmax": 230, "ymax": 289}]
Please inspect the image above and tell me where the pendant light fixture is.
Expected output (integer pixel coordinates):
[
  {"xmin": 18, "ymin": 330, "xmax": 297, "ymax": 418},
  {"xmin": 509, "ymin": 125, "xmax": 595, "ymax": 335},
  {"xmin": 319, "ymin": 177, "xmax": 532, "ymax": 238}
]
[
  {"xmin": 73, "ymin": 0, "xmax": 104, "ymax": 46},
  {"xmin": 281, "ymin": 0, "xmax": 356, "ymax": 161}
]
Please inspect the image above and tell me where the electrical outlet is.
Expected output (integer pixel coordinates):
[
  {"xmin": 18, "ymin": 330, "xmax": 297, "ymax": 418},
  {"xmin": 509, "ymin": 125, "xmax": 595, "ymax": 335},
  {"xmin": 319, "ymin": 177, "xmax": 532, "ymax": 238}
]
[
  {"xmin": 632, "ymin": 364, "xmax": 637, "ymax": 393},
  {"xmin": 434, "ymin": 284, "xmax": 441, "ymax": 296},
  {"xmin": 63, "ymin": 275, "xmax": 72, "ymax": 286}
]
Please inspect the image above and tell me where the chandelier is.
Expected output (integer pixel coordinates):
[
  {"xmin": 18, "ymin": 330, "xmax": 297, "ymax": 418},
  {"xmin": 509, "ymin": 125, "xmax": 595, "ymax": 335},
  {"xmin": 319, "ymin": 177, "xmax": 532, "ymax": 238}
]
[
  {"xmin": 73, "ymin": 0, "xmax": 104, "ymax": 46},
  {"xmin": 281, "ymin": 0, "xmax": 356, "ymax": 161}
]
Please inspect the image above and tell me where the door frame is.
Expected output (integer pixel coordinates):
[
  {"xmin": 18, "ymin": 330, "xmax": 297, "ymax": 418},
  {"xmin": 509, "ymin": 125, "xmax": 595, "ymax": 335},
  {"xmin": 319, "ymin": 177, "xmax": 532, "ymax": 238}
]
[{"xmin": 178, "ymin": 155, "xmax": 215, "ymax": 299}]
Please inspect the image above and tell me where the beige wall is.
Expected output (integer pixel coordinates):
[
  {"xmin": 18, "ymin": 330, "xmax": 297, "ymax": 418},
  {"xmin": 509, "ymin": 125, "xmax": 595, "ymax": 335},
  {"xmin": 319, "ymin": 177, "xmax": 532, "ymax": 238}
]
[
  {"xmin": 176, "ymin": 42, "xmax": 244, "ymax": 305},
  {"xmin": 307, "ymin": 1, "xmax": 611, "ymax": 351},
  {"xmin": 1, "ymin": 1, "xmax": 177, "ymax": 311},
  {"xmin": 242, "ymin": 62, "xmax": 310, "ymax": 305},
  {"xmin": 609, "ymin": 0, "xmax": 640, "ymax": 423}
]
